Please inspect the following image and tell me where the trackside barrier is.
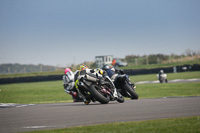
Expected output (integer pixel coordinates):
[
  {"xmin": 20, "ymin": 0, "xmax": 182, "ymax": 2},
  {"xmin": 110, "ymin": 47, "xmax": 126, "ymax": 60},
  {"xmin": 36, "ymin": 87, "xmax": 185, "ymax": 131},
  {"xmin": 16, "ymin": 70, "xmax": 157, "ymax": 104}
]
[
  {"xmin": 124, "ymin": 67, "xmax": 173, "ymax": 75},
  {"xmin": 124, "ymin": 64, "xmax": 200, "ymax": 75},
  {"xmin": 0, "ymin": 64, "xmax": 199, "ymax": 84},
  {"xmin": 0, "ymin": 75, "xmax": 62, "ymax": 84}
]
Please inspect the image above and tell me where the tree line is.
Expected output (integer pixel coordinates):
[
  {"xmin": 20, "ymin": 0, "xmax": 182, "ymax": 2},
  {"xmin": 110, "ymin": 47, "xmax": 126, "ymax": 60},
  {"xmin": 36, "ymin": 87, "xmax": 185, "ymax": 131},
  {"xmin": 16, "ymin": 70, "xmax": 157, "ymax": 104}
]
[
  {"xmin": 0, "ymin": 64, "xmax": 56, "ymax": 74},
  {"xmin": 124, "ymin": 50, "xmax": 200, "ymax": 66}
]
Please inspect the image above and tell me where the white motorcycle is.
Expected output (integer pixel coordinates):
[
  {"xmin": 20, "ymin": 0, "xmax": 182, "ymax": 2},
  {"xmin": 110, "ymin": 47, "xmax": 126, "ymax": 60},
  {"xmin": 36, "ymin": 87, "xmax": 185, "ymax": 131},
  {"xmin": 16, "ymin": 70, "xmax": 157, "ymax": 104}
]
[{"xmin": 157, "ymin": 73, "xmax": 168, "ymax": 83}]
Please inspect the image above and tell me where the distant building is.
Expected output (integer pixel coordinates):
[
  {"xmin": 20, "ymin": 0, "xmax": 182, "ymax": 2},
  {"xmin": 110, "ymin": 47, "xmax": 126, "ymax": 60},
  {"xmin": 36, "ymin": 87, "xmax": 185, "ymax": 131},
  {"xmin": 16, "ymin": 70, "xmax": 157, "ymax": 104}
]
[{"xmin": 95, "ymin": 55, "xmax": 113, "ymax": 68}]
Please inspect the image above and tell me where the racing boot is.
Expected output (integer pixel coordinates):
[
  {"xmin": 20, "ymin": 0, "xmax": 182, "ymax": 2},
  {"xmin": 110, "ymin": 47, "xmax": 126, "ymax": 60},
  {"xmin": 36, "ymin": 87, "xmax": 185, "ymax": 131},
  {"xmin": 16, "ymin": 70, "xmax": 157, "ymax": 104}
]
[
  {"xmin": 84, "ymin": 99, "xmax": 91, "ymax": 105},
  {"xmin": 113, "ymin": 88, "xmax": 118, "ymax": 100},
  {"xmin": 69, "ymin": 92, "xmax": 77, "ymax": 99}
]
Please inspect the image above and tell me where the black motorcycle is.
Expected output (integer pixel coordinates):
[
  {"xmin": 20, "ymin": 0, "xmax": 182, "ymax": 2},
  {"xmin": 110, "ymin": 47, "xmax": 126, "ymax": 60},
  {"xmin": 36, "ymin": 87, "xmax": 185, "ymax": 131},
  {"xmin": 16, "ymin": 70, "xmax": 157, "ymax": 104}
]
[
  {"xmin": 113, "ymin": 74, "xmax": 139, "ymax": 100},
  {"xmin": 75, "ymin": 71, "xmax": 124, "ymax": 105}
]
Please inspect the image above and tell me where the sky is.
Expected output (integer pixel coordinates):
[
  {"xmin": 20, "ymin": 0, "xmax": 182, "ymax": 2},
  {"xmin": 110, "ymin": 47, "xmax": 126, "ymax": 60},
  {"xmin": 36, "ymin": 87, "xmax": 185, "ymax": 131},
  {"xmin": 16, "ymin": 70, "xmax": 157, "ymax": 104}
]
[{"xmin": 0, "ymin": 0, "xmax": 200, "ymax": 67}]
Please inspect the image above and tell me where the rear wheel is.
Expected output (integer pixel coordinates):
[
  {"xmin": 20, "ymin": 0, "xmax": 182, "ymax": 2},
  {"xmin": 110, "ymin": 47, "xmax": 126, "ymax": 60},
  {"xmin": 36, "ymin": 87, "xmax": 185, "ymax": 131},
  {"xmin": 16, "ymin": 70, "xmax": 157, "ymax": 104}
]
[
  {"xmin": 89, "ymin": 84, "xmax": 110, "ymax": 104},
  {"xmin": 123, "ymin": 83, "xmax": 139, "ymax": 99}
]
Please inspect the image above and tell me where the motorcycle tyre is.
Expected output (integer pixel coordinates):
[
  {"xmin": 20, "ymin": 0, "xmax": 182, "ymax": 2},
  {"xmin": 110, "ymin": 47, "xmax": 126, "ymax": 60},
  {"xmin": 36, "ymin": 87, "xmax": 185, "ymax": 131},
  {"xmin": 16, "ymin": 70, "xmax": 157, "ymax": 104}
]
[
  {"xmin": 116, "ymin": 91, "xmax": 125, "ymax": 103},
  {"xmin": 123, "ymin": 83, "xmax": 139, "ymax": 100},
  {"xmin": 89, "ymin": 84, "xmax": 110, "ymax": 104}
]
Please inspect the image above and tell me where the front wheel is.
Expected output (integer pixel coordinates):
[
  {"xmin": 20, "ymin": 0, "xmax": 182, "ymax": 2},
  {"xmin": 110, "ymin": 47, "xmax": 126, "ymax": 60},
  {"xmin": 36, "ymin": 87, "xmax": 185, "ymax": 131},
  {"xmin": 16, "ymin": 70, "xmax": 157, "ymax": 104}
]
[
  {"xmin": 123, "ymin": 83, "xmax": 139, "ymax": 100},
  {"xmin": 89, "ymin": 84, "xmax": 110, "ymax": 104}
]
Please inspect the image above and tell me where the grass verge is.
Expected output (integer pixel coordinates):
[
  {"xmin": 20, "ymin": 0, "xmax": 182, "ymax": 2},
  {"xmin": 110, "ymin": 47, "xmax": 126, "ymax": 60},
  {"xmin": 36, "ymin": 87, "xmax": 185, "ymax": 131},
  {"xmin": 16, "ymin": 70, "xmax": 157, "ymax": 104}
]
[
  {"xmin": 23, "ymin": 116, "xmax": 200, "ymax": 133},
  {"xmin": 136, "ymin": 82, "xmax": 200, "ymax": 99},
  {"xmin": 0, "ymin": 71, "xmax": 200, "ymax": 104},
  {"xmin": 130, "ymin": 71, "xmax": 200, "ymax": 82},
  {"xmin": 0, "ymin": 81, "xmax": 68, "ymax": 104},
  {"xmin": 0, "ymin": 82, "xmax": 199, "ymax": 104}
]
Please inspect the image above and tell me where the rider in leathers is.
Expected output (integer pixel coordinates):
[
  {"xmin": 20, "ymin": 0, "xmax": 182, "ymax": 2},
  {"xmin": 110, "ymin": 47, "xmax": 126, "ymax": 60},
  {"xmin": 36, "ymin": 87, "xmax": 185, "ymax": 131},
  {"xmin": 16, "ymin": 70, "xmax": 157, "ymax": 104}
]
[
  {"xmin": 75, "ymin": 65, "xmax": 118, "ymax": 104},
  {"xmin": 102, "ymin": 64, "xmax": 124, "ymax": 80},
  {"xmin": 63, "ymin": 68, "xmax": 83, "ymax": 102}
]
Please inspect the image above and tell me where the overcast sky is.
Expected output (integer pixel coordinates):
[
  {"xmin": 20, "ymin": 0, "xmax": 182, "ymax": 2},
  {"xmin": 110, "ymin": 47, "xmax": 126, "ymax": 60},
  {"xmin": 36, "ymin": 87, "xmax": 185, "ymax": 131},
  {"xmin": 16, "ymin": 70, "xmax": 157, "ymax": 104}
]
[{"xmin": 0, "ymin": 0, "xmax": 200, "ymax": 67}]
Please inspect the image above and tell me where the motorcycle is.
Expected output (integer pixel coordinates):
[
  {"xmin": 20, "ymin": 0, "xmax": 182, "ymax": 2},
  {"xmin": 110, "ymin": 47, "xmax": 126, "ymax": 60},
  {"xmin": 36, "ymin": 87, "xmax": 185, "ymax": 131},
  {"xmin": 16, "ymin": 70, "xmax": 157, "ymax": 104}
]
[
  {"xmin": 75, "ymin": 70, "xmax": 125, "ymax": 105},
  {"xmin": 112, "ymin": 73, "xmax": 139, "ymax": 100},
  {"xmin": 157, "ymin": 73, "xmax": 168, "ymax": 83}
]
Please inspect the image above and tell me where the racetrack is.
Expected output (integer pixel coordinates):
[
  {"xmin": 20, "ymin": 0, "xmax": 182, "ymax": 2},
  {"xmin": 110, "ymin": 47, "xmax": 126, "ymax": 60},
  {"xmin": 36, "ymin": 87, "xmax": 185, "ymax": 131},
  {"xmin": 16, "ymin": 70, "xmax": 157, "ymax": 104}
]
[{"xmin": 1, "ymin": 97, "xmax": 200, "ymax": 133}]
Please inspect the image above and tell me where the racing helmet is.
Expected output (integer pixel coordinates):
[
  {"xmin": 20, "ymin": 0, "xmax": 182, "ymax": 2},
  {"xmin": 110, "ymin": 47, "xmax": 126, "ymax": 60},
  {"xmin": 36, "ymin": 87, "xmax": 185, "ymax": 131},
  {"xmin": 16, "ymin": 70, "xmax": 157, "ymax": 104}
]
[
  {"xmin": 160, "ymin": 70, "xmax": 164, "ymax": 73},
  {"xmin": 63, "ymin": 68, "xmax": 75, "ymax": 91},
  {"xmin": 102, "ymin": 64, "xmax": 112, "ymax": 70},
  {"xmin": 78, "ymin": 65, "xmax": 88, "ymax": 71},
  {"xmin": 96, "ymin": 68, "xmax": 104, "ymax": 75},
  {"xmin": 102, "ymin": 64, "xmax": 109, "ymax": 70},
  {"xmin": 64, "ymin": 68, "xmax": 71, "ymax": 74}
]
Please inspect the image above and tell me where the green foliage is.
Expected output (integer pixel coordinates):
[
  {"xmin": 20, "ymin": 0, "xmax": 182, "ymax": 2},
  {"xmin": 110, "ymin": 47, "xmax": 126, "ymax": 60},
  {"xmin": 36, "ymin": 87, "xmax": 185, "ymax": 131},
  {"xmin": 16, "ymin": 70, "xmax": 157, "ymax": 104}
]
[
  {"xmin": 24, "ymin": 116, "xmax": 200, "ymax": 133},
  {"xmin": 0, "ymin": 63, "xmax": 57, "ymax": 74},
  {"xmin": 125, "ymin": 54, "xmax": 174, "ymax": 65}
]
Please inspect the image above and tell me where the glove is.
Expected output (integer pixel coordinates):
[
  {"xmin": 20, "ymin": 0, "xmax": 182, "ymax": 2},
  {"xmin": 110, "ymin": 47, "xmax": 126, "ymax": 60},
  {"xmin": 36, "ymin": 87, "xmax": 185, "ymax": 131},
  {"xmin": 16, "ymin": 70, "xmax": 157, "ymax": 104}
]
[
  {"xmin": 120, "ymin": 69, "xmax": 124, "ymax": 74},
  {"xmin": 63, "ymin": 84, "xmax": 68, "ymax": 89}
]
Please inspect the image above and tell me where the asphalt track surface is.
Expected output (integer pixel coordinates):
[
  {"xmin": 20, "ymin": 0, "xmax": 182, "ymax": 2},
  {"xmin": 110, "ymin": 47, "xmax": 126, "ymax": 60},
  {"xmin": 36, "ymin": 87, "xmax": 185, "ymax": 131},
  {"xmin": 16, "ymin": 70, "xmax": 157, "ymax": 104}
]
[{"xmin": 1, "ymin": 96, "xmax": 200, "ymax": 133}]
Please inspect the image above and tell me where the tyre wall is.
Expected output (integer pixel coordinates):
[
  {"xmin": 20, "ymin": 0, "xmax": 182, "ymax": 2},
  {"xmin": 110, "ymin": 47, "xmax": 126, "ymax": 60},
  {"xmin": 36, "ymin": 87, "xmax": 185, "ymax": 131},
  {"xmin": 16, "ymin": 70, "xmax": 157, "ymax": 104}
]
[
  {"xmin": 0, "ymin": 75, "xmax": 62, "ymax": 84},
  {"xmin": 124, "ymin": 64, "xmax": 200, "ymax": 75},
  {"xmin": 0, "ymin": 64, "xmax": 199, "ymax": 84}
]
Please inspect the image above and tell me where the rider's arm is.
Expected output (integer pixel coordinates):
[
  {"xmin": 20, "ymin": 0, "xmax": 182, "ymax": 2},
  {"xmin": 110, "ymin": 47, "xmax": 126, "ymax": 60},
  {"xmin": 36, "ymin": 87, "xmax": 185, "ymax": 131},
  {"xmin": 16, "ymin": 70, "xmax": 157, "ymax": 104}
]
[{"xmin": 114, "ymin": 67, "xmax": 124, "ymax": 74}]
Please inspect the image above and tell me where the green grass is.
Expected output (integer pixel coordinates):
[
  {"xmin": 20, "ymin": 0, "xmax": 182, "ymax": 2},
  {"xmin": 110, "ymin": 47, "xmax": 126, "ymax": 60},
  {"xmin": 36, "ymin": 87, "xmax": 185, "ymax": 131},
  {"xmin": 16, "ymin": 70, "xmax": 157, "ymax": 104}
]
[
  {"xmin": 0, "ymin": 82, "xmax": 199, "ymax": 104},
  {"xmin": 136, "ymin": 82, "xmax": 200, "ymax": 99},
  {"xmin": 130, "ymin": 71, "xmax": 200, "ymax": 82},
  {"xmin": 0, "ymin": 81, "xmax": 71, "ymax": 104},
  {"xmin": 0, "ymin": 71, "xmax": 200, "ymax": 104},
  {"xmin": 24, "ymin": 116, "xmax": 200, "ymax": 133}
]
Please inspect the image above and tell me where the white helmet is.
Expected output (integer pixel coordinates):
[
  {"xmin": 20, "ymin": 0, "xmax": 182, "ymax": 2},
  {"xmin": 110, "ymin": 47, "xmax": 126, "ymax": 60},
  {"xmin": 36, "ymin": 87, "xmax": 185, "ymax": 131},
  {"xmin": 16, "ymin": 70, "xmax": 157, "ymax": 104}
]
[{"xmin": 160, "ymin": 70, "xmax": 164, "ymax": 73}]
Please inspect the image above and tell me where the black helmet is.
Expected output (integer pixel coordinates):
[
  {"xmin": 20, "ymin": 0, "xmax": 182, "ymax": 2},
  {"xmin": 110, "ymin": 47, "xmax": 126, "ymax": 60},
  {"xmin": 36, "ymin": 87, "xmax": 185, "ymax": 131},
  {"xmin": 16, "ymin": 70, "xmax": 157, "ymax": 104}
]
[{"xmin": 102, "ymin": 64, "xmax": 110, "ymax": 70}]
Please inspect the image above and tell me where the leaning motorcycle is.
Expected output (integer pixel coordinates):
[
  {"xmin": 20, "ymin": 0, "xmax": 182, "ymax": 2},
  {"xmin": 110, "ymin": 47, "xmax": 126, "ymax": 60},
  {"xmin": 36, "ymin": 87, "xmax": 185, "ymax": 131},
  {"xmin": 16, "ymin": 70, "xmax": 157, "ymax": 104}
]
[
  {"xmin": 75, "ymin": 70, "xmax": 124, "ymax": 105},
  {"xmin": 157, "ymin": 73, "xmax": 168, "ymax": 83},
  {"xmin": 113, "ymin": 73, "xmax": 139, "ymax": 100}
]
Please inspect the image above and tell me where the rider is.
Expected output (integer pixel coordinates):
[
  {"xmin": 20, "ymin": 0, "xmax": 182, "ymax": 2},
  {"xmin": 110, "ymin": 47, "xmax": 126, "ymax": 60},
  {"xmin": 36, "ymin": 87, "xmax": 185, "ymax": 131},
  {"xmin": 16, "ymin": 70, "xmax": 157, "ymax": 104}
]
[
  {"xmin": 103, "ymin": 64, "xmax": 136, "ymax": 94},
  {"xmin": 75, "ymin": 65, "xmax": 118, "ymax": 104},
  {"xmin": 102, "ymin": 64, "xmax": 124, "ymax": 80},
  {"xmin": 159, "ymin": 70, "xmax": 164, "ymax": 76},
  {"xmin": 158, "ymin": 70, "xmax": 168, "ymax": 83},
  {"xmin": 63, "ymin": 68, "xmax": 81, "ymax": 101}
]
